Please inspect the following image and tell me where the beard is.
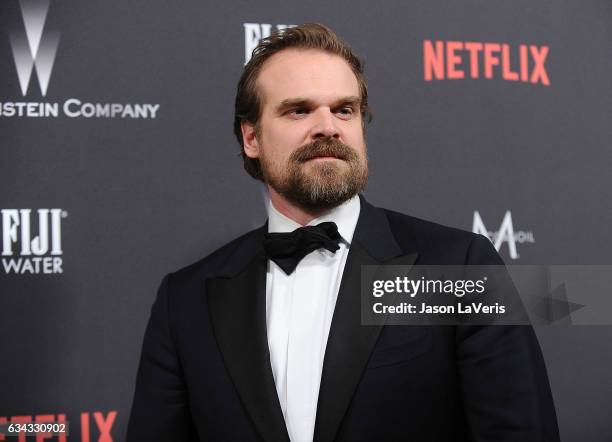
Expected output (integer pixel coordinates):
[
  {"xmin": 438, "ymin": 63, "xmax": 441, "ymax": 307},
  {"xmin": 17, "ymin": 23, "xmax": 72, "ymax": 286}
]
[{"xmin": 260, "ymin": 138, "xmax": 368, "ymax": 212}]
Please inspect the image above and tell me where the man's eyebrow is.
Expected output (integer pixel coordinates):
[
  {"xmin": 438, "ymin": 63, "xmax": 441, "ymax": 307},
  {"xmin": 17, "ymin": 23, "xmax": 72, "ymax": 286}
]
[
  {"xmin": 275, "ymin": 98, "xmax": 311, "ymax": 114},
  {"xmin": 275, "ymin": 96, "xmax": 362, "ymax": 114},
  {"xmin": 333, "ymin": 96, "xmax": 362, "ymax": 108}
]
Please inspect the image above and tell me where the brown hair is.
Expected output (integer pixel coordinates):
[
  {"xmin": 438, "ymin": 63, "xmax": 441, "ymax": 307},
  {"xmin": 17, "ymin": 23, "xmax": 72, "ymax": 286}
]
[{"xmin": 234, "ymin": 23, "xmax": 371, "ymax": 180}]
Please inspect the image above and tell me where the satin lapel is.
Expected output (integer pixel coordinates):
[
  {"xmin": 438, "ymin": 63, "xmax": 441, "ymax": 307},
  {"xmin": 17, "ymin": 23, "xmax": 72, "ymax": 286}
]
[
  {"xmin": 313, "ymin": 198, "xmax": 418, "ymax": 442},
  {"xmin": 207, "ymin": 251, "xmax": 290, "ymax": 442}
]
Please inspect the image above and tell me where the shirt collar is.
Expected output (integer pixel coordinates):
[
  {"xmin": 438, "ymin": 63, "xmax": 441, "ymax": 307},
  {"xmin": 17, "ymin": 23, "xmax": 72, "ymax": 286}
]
[{"xmin": 267, "ymin": 195, "xmax": 361, "ymax": 245}]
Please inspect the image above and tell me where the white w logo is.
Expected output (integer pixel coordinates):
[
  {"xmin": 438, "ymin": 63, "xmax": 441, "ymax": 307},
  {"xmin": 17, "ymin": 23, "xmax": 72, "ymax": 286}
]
[{"xmin": 9, "ymin": 0, "xmax": 59, "ymax": 96}]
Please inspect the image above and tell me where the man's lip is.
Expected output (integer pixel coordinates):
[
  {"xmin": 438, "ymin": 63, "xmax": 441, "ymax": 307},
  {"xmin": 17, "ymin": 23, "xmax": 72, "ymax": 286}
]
[{"xmin": 306, "ymin": 155, "xmax": 343, "ymax": 160}]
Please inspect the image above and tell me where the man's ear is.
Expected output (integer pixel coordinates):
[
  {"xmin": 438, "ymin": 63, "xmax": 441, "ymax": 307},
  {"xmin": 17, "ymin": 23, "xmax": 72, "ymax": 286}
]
[{"xmin": 241, "ymin": 120, "xmax": 260, "ymax": 159}]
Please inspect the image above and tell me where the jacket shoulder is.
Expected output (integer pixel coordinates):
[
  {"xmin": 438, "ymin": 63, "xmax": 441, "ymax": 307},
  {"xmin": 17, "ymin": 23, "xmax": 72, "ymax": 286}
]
[
  {"xmin": 382, "ymin": 208, "xmax": 498, "ymax": 264},
  {"xmin": 167, "ymin": 225, "xmax": 265, "ymax": 285}
]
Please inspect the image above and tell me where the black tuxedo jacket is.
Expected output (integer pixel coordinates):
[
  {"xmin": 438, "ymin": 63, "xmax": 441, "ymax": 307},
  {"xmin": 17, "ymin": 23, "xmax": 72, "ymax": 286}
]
[{"xmin": 127, "ymin": 196, "xmax": 559, "ymax": 442}]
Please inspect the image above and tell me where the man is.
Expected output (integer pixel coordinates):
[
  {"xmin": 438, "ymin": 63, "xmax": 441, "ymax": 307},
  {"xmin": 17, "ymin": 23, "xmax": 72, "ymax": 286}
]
[{"xmin": 127, "ymin": 24, "xmax": 559, "ymax": 441}]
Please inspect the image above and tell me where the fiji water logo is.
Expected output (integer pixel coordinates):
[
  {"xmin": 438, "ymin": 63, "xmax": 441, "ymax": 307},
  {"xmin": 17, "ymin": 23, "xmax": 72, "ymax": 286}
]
[{"xmin": 1, "ymin": 208, "xmax": 66, "ymax": 274}]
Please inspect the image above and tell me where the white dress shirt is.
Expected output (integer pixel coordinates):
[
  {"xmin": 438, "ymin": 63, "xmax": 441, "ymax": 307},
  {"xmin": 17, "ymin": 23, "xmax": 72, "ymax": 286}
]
[{"xmin": 266, "ymin": 195, "xmax": 360, "ymax": 442}]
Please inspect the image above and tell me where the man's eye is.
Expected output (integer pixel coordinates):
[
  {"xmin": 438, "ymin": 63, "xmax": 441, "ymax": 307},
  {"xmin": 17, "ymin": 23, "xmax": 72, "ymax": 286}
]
[
  {"xmin": 289, "ymin": 108, "xmax": 309, "ymax": 116},
  {"xmin": 336, "ymin": 107, "xmax": 355, "ymax": 118}
]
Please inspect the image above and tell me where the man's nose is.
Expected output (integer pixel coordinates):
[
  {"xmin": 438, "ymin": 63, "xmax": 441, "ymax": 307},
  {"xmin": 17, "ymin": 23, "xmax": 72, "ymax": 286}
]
[{"xmin": 310, "ymin": 108, "xmax": 340, "ymax": 140}]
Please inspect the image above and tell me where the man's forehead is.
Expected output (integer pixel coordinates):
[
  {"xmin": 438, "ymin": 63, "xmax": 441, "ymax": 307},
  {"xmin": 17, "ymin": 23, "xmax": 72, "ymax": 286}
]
[{"xmin": 256, "ymin": 48, "xmax": 360, "ymax": 104}]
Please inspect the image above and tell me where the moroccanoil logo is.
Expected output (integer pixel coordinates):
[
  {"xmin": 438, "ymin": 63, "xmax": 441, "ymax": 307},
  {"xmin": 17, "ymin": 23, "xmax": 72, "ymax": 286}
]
[{"xmin": 472, "ymin": 211, "xmax": 535, "ymax": 260}]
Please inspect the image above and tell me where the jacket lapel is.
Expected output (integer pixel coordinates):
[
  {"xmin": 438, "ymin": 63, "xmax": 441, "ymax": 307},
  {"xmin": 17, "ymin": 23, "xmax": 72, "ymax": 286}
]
[
  {"xmin": 313, "ymin": 197, "xmax": 418, "ymax": 442},
  {"xmin": 207, "ymin": 228, "xmax": 290, "ymax": 442},
  {"xmin": 206, "ymin": 197, "xmax": 419, "ymax": 442}
]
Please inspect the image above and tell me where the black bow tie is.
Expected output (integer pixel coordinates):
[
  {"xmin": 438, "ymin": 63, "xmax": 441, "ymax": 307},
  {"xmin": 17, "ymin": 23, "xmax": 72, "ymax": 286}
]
[{"xmin": 263, "ymin": 221, "xmax": 342, "ymax": 275}]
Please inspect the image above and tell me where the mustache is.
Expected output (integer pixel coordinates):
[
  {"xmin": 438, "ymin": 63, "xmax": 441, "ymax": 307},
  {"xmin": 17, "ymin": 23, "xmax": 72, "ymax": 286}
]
[{"xmin": 290, "ymin": 139, "xmax": 358, "ymax": 163}]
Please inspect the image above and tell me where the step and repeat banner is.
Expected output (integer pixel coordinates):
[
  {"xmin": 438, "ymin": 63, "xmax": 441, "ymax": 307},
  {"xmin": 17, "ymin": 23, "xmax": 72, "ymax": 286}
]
[{"xmin": 1, "ymin": 1, "xmax": 611, "ymax": 441}]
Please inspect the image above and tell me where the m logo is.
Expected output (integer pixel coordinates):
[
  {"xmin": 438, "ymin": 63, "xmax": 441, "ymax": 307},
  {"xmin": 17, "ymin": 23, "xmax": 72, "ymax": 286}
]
[
  {"xmin": 243, "ymin": 23, "xmax": 295, "ymax": 64},
  {"xmin": 9, "ymin": 0, "xmax": 60, "ymax": 96},
  {"xmin": 472, "ymin": 211, "xmax": 535, "ymax": 260}
]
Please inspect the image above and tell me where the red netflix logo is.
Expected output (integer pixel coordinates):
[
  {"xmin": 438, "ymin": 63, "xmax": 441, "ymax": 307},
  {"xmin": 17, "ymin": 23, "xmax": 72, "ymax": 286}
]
[{"xmin": 423, "ymin": 40, "xmax": 550, "ymax": 86}]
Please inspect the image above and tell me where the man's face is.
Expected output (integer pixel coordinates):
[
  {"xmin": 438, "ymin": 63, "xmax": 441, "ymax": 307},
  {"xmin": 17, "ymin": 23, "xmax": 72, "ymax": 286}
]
[{"xmin": 242, "ymin": 48, "xmax": 368, "ymax": 211}]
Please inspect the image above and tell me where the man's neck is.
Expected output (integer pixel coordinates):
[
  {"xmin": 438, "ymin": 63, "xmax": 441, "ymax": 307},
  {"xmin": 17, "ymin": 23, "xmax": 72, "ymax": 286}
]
[{"xmin": 268, "ymin": 186, "xmax": 326, "ymax": 226}]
